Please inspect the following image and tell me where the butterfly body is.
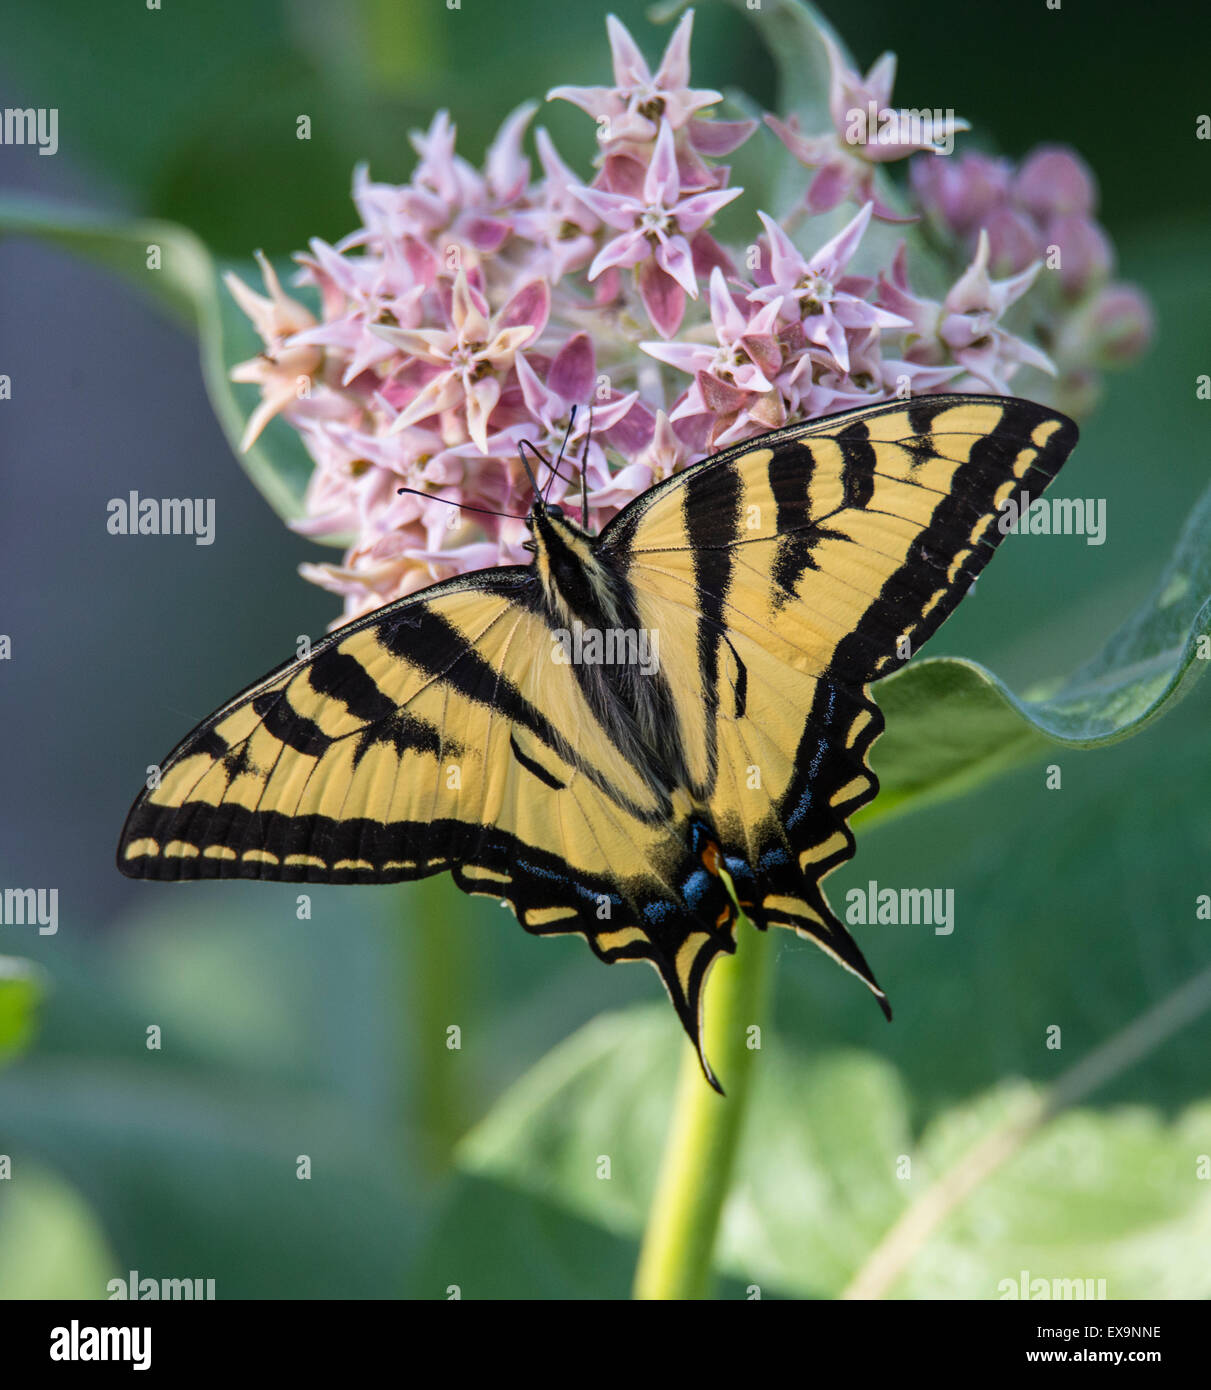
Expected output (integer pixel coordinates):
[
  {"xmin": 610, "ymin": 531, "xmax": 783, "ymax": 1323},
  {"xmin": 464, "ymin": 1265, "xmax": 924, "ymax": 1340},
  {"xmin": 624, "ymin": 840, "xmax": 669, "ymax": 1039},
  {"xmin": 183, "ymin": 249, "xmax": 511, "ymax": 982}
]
[{"xmin": 119, "ymin": 394, "xmax": 1078, "ymax": 1088}]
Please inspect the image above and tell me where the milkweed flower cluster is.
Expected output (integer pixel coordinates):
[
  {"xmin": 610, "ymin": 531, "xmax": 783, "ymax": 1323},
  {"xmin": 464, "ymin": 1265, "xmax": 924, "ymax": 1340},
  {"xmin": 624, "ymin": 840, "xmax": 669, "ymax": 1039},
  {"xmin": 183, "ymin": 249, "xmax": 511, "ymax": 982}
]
[{"xmin": 226, "ymin": 9, "xmax": 1152, "ymax": 624}]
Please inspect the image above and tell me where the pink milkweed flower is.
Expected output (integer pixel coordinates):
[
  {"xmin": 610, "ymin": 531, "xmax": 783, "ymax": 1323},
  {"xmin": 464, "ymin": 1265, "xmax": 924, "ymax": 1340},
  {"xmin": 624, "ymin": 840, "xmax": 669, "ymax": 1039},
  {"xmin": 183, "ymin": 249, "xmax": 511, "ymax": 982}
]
[
  {"xmin": 289, "ymin": 236, "xmax": 424, "ymax": 386},
  {"xmin": 513, "ymin": 129, "xmax": 602, "ymax": 282},
  {"xmin": 909, "ymin": 151, "xmax": 1013, "ymax": 238},
  {"xmin": 940, "ymin": 230, "xmax": 1055, "ymax": 391},
  {"xmin": 573, "ymin": 118, "xmax": 741, "ymax": 336},
  {"xmin": 353, "ymin": 106, "xmax": 537, "ymax": 255},
  {"xmin": 371, "ymin": 269, "xmax": 550, "ymax": 452},
  {"xmin": 484, "ymin": 334, "xmax": 645, "ymax": 520},
  {"xmin": 879, "ymin": 235, "xmax": 1054, "ymax": 394},
  {"xmin": 222, "ymin": 10, "xmax": 1147, "ymax": 627},
  {"xmin": 750, "ymin": 204, "xmax": 910, "ymax": 373},
  {"xmin": 642, "ymin": 266, "xmax": 783, "ymax": 398},
  {"xmin": 765, "ymin": 30, "xmax": 968, "ymax": 222},
  {"xmin": 548, "ymin": 10, "xmax": 722, "ymax": 144},
  {"xmin": 224, "ymin": 251, "xmax": 322, "ymax": 451}
]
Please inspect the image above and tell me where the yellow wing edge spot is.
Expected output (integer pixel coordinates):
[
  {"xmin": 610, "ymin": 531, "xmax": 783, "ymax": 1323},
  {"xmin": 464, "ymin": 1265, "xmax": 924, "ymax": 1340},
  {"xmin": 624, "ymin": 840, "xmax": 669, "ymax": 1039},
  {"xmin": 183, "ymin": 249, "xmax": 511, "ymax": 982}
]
[
  {"xmin": 333, "ymin": 858, "xmax": 373, "ymax": 871},
  {"xmin": 164, "ymin": 840, "xmax": 199, "ymax": 859},
  {"xmin": 125, "ymin": 838, "xmax": 160, "ymax": 860},
  {"xmin": 284, "ymin": 853, "xmax": 326, "ymax": 868},
  {"xmin": 597, "ymin": 926, "xmax": 647, "ymax": 953},
  {"xmin": 675, "ymin": 931, "xmax": 711, "ymax": 996},
  {"xmin": 525, "ymin": 905, "xmax": 579, "ymax": 927},
  {"xmin": 1012, "ymin": 446, "xmax": 1037, "ymax": 478},
  {"xmin": 846, "ymin": 710, "xmax": 873, "ymax": 748},
  {"xmin": 462, "ymin": 866, "xmax": 511, "ymax": 885},
  {"xmin": 829, "ymin": 776, "xmax": 869, "ymax": 807},
  {"xmin": 204, "ymin": 845, "xmax": 238, "ymax": 861},
  {"xmin": 799, "ymin": 831, "xmax": 848, "ymax": 868},
  {"xmin": 243, "ymin": 849, "xmax": 280, "ymax": 866}
]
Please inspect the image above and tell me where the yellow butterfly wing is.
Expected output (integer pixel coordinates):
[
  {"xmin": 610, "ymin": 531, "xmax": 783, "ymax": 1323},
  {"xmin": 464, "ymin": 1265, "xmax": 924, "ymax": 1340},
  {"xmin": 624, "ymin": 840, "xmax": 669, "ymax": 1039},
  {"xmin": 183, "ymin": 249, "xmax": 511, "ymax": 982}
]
[
  {"xmin": 599, "ymin": 393, "xmax": 1079, "ymax": 1007},
  {"xmin": 118, "ymin": 567, "xmax": 739, "ymax": 1078}
]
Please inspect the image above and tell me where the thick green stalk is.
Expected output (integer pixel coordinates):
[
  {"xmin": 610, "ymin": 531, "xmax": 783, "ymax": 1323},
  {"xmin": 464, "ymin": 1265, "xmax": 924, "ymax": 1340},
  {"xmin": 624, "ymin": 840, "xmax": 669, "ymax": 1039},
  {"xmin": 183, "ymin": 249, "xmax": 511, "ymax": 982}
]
[
  {"xmin": 398, "ymin": 879, "xmax": 471, "ymax": 1175},
  {"xmin": 632, "ymin": 919, "xmax": 775, "ymax": 1300}
]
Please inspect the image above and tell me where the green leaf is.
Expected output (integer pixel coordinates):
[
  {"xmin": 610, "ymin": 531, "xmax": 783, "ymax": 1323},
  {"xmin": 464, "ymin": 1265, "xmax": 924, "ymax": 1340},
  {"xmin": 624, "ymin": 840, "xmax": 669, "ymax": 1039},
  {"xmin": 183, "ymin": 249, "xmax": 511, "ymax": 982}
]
[
  {"xmin": 862, "ymin": 479, "xmax": 1211, "ymax": 827},
  {"xmin": 0, "ymin": 195, "xmax": 317, "ymax": 531},
  {"xmin": 0, "ymin": 1163, "xmax": 117, "ymax": 1299},
  {"xmin": 462, "ymin": 1005, "xmax": 1211, "ymax": 1298},
  {"xmin": 0, "ymin": 956, "xmax": 45, "ymax": 1067}
]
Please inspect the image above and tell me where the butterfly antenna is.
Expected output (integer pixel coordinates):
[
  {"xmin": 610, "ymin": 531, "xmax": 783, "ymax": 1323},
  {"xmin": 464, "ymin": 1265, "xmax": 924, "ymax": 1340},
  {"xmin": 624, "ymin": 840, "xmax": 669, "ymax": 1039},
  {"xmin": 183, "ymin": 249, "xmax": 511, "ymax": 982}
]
[
  {"xmin": 519, "ymin": 437, "xmax": 581, "ymax": 502},
  {"xmin": 395, "ymin": 486, "xmax": 527, "ymax": 522},
  {"xmin": 579, "ymin": 403, "xmax": 592, "ymax": 526},
  {"xmin": 539, "ymin": 406, "xmax": 578, "ymax": 504},
  {"xmin": 516, "ymin": 439, "xmax": 549, "ymax": 512}
]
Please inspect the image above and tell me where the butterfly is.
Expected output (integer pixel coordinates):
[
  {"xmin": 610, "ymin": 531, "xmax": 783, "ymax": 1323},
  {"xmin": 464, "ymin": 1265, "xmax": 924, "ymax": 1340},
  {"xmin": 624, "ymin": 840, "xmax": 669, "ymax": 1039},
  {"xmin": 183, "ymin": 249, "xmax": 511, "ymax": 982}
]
[{"xmin": 119, "ymin": 393, "xmax": 1078, "ymax": 1089}]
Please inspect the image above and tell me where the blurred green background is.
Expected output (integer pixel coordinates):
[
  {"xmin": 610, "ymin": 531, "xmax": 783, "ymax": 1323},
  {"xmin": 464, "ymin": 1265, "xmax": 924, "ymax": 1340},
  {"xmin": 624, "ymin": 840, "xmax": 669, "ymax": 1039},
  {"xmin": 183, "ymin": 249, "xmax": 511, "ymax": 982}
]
[{"xmin": 0, "ymin": 0, "xmax": 1208, "ymax": 1299}]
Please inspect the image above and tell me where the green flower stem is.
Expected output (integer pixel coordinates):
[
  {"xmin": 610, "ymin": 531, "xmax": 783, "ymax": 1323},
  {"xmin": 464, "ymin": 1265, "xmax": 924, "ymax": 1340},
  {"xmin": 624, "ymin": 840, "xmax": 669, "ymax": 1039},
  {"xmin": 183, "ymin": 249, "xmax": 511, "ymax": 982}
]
[
  {"xmin": 632, "ymin": 917, "xmax": 775, "ymax": 1300},
  {"xmin": 399, "ymin": 879, "xmax": 471, "ymax": 1175}
]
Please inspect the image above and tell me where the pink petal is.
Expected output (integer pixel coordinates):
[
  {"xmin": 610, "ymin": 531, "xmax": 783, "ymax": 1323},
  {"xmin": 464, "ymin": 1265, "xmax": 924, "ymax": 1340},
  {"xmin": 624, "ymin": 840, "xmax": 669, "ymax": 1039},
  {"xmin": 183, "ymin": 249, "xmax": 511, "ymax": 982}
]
[
  {"xmin": 546, "ymin": 85, "xmax": 623, "ymax": 121},
  {"xmin": 587, "ymin": 388, "xmax": 642, "ymax": 433},
  {"xmin": 639, "ymin": 339, "xmax": 714, "ymax": 375},
  {"xmin": 638, "ymin": 261, "xmax": 686, "ymax": 338},
  {"xmin": 465, "ymin": 216, "xmax": 512, "ymax": 252},
  {"xmin": 371, "ymin": 324, "xmax": 455, "ymax": 361},
  {"xmin": 673, "ymin": 185, "xmax": 743, "ymax": 235},
  {"xmin": 451, "ymin": 271, "xmax": 490, "ymax": 338},
  {"xmin": 697, "ymin": 370, "xmax": 749, "ymax": 415},
  {"xmin": 810, "ymin": 201, "xmax": 873, "ymax": 277},
  {"xmin": 602, "ymin": 399, "xmax": 655, "ymax": 456},
  {"xmin": 756, "ymin": 210, "xmax": 805, "ymax": 287},
  {"xmin": 498, "ymin": 278, "xmax": 550, "ymax": 338},
  {"xmin": 606, "ymin": 14, "xmax": 652, "ymax": 87},
  {"xmin": 654, "ymin": 10, "xmax": 694, "ymax": 89},
  {"xmin": 466, "ymin": 377, "xmax": 502, "ymax": 453},
  {"xmin": 486, "ymin": 101, "xmax": 536, "ymax": 202},
  {"xmin": 593, "ymin": 266, "xmax": 622, "ymax": 306},
  {"xmin": 690, "ymin": 230, "xmax": 734, "ymax": 280},
  {"xmin": 656, "ymin": 235, "xmax": 700, "ymax": 297},
  {"xmin": 513, "ymin": 352, "xmax": 562, "ymax": 423},
  {"xmin": 588, "ymin": 231, "xmax": 649, "ymax": 280},
  {"xmin": 804, "ymin": 162, "xmax": 849, "ymax": 215},
  {"xmin": 643, "ymin": 120, "xmax": 681, "ymax": 206},
  {"xmin": 600, "ymin": 152, "xmax": 646, "ymax": 198},
  {"xmin": 572, "ymin": 183, "xmax": 643, "ymax": 229},
  {"xmin": 390, "ymin": 372, "xmax": 463, "ymax": 433},
  {"xmin": 688, "ymin": 116, "xmax": 757, "ymax": 156},
  {"xmin": 549, "ymin": 332, "xmax": 595, "ymax": 404},
  {"xmin": 764, "ymin": 113, "xmax": 831, "ymax": 167}
]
